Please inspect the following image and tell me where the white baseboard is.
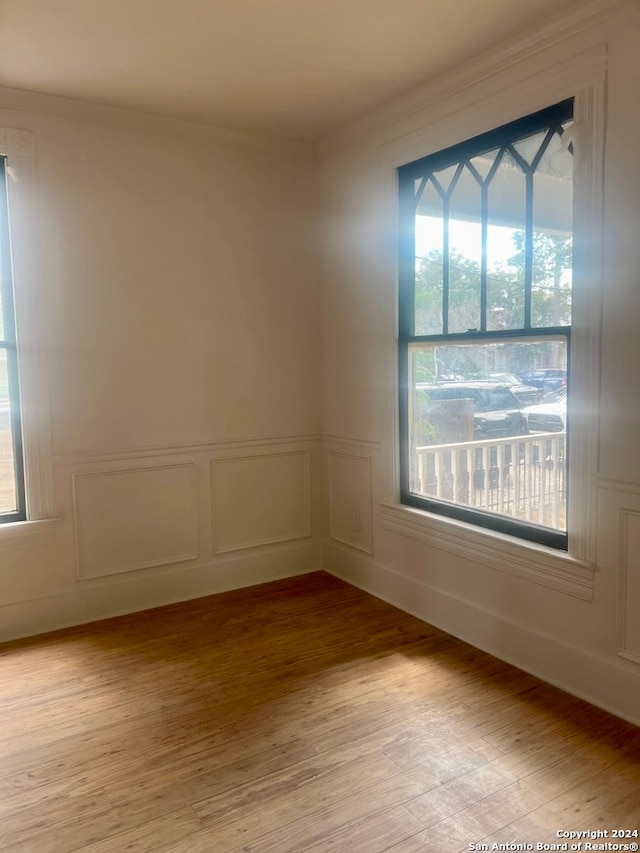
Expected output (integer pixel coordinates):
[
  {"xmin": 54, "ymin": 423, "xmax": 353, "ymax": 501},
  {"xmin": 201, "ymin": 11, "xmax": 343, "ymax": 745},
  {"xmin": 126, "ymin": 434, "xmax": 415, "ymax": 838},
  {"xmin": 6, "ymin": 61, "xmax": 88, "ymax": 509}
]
[
  {"xmin": 7, "ymin": 533, "xmax": 639, "ymax": 729},
  {"xmin": 0, "ymin": 542, "xmax": 322, "ymax": 643},
  {"xmin": 323, "ymin": 542, "xmax": 640, "ymax": 727}
]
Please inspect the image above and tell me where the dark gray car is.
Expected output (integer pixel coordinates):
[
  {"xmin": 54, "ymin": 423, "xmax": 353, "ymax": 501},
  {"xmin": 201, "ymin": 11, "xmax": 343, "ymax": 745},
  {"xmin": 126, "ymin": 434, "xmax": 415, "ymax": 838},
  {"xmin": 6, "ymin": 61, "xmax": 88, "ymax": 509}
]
[{"xmin": 415, "ymin": 382, "xmax": 528, "ymax": 440}]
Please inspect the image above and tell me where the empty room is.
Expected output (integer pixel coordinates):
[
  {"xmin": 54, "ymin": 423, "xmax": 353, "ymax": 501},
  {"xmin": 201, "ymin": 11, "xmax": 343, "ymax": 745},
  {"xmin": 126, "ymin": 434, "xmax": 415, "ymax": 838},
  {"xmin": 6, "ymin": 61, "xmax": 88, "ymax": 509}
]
[{"xmin": 0, "ymin": 1, "xmax": 639, "ymax": 850}]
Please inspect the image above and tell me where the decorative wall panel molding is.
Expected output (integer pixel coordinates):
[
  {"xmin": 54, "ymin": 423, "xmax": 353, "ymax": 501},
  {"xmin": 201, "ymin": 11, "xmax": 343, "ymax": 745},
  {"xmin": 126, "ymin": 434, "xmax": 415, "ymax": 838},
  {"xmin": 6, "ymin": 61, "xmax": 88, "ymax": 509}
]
[
  {"xmin": 52, "ymin": 432, "xmax": 322, "ymax": 465},
  {"xmin": 73, "ymin": 463, "xmax": 198, "ymax": 579},
  {"xmin": 597, "ymin": 481, "xmax": 640, "ymax": 666},
  {"xmin": 211, "ymin": 450, "xmax": 310, "ymax": 554},
  {"xmin": 328, "ymin": 450, "xmax": 373, "ymax": 554},
  {"xmin": 619, "ymin": 508, "xmax": 640, "ymax": 664},
  {"xmin": 323, "ymin": 433, "xmax": 381, "ymax": 450}
]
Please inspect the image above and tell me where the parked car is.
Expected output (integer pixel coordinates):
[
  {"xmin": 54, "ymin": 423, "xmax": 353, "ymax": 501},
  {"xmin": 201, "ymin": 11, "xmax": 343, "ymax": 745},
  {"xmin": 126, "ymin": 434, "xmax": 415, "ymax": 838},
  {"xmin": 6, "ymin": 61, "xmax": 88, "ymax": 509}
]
[
  {"xmin": 415, "ymin": 382, "xmax": 528, "ymax": 440},
  {"xmin": 522, "ymin": 388, "xmax": 567, "ymax": 432},
  {"xmin": 519, "ymin": 368, "xmax": 567, "ymax": 394},
  {"xmin": 489, "ymin": 373, "xmax": 539, "ymax": 406}
]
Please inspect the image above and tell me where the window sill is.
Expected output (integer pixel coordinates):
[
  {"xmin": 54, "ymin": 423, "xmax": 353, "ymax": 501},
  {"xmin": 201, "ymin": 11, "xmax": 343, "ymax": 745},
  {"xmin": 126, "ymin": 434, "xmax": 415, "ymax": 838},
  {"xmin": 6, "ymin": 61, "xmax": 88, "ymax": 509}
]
[
  {"xmin": 379, "ymin": 502, "xmax": 595, "ymax": 600},
  {"xmin": 0, "ymin": 518, "xmax": 59, "ymax": 551}
]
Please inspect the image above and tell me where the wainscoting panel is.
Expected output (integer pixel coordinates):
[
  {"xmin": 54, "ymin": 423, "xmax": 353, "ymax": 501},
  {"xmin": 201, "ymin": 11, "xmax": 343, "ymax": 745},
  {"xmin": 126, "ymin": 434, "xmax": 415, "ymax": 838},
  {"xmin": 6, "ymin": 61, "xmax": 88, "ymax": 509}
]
[
  {"xmin": 328, "ymin": 450, "xmax": 373, "ymax": 554},
  {"xmin": 73, "ymin": 463, "xmax": 199, "ymax": 579},
  {"xmin": 598, "ymin": 480, "xmax": 640, "ymax": 666},
  {"xmin": 620, "ymin": 507, "xmax": 640, "ymax": 664},
  {"xmin": 211, "ymin": 450, "xmax": 311, "ymax": 554}
]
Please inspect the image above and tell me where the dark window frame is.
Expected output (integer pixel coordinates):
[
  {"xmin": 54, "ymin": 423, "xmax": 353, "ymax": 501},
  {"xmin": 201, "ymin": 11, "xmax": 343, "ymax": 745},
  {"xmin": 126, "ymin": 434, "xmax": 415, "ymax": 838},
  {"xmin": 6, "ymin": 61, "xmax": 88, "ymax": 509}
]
[
  {"xmin": 0, "ymin": 156, "xmax": 27, "ymax": 523},
  {"xmin": 398, "ymin": 100, "xmax": 574, "ymax": 550}
]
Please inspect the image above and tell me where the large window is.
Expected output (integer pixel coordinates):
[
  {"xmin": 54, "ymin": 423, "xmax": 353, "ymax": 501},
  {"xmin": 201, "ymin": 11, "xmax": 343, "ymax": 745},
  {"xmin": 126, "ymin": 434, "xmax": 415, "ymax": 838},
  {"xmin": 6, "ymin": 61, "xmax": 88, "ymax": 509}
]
[
  {"xmin": 0, "ymin": 156, "xmax": 26, "ymax": 522},
  {"xmin": 398, "ymin": 100, "xmax": 573, "ymax": 549}
]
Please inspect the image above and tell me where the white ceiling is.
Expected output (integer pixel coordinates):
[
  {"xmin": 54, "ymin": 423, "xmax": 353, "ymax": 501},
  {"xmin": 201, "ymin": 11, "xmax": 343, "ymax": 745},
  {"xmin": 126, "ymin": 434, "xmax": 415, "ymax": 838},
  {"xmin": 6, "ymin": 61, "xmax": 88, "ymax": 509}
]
[{"xmin": 0, "ymin": 0, "xmax": 583, "ymax": 142}]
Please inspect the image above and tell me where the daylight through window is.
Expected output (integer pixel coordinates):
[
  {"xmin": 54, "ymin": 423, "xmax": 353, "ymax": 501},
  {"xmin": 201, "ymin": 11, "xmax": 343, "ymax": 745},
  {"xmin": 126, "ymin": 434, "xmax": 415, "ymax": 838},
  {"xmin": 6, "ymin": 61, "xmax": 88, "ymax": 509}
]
[
  {"xmin": 0, "ymin": 156, "xmax": 26, "ymax": 522},
  {"xmin": 398, "ymin": 100, "xmax": 573, "ymax": 548}
]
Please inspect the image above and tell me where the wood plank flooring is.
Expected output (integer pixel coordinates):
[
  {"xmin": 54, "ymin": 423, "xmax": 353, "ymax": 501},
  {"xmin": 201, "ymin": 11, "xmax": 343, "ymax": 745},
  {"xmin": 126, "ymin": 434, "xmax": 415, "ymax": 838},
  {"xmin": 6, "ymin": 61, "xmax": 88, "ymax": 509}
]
[{"xmin": 0, "ymin": 571, "xmax": 638, "ymax": 852}]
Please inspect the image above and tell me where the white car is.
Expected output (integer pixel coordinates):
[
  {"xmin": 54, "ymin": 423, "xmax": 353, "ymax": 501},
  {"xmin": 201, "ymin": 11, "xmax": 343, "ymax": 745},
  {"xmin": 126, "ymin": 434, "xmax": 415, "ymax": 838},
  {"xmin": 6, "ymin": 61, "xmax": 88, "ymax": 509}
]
[{"xmin": 522, "ymin": 388, "xmax": 567, "ymax": 432}]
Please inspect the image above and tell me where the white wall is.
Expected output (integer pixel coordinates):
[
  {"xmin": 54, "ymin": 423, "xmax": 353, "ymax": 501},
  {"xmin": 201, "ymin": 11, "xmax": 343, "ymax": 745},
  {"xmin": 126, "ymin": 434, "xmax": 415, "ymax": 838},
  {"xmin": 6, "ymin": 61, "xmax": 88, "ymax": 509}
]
[
  {"xmin": 318, "ymin": 1, "xmax": 640, "ymax": 724},
  {"xmin": 0, "ymin": 97, "xmax": 323, "ymax": 639},
  {"xmin": 2, "ymin": 0, "xmax": 639, "ymax": 729}
]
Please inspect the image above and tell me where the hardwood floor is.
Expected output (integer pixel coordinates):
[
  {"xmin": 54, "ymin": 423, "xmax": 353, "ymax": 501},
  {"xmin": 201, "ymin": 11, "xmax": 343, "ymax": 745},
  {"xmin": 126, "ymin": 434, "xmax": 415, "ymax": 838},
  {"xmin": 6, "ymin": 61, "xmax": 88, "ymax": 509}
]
[{"xmin": 0, "ymin": 571, "xmax": 638, "ymax": 852}]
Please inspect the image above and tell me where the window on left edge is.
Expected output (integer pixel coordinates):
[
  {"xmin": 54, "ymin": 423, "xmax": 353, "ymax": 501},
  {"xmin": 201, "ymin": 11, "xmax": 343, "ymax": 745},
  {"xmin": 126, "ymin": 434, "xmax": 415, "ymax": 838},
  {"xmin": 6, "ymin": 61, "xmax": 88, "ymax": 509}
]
[{"xmin": 0, "ymin": 156, "xmax": 26, "ymax": 522}]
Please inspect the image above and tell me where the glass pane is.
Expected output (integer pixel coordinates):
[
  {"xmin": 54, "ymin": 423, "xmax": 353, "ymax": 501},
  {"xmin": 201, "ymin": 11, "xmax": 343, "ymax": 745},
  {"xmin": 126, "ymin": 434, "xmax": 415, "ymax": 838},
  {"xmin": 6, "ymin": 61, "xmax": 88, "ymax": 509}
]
[
  {"xmin": 0, "ymin": 234, "xmax": 6, "ymax": 342},
  {"xmin": 539, "ymin": 123, "xmax": 574, "ymax": 179},
  {"xmin": 532, "ymin": 130, "xmax": 573, "ymax": 327},
  {"xmin": 486, "ymin": 156, "xmax": 526, "ymax": 330},
  {"xmin": 448, "ymin": 166, "xmax": 481, "ymax": 333},
  {"xmin": 414, "ymin": 176, "xmax": 427, "ymax": 207},
  {"xmin": 432, "ymin": 163, "xmax": 461, "ymax": 196},
  {"xmin": 512, "ymin": 129, "xmax": 550, "ymax": 168},
  {"xmin": 469, "ymin": 147, "xmax": 502, "ymax": 182},
  {"xmin": 415, "ymin": 180, "xmax": 444, "ymax": 336},
  {"xmin": 0, "ymin": 349, "xmax": 17, "ymax": 514},
  {"xmin": 408, "ymin": 338, "xmax": 568, "ymax": 533}
]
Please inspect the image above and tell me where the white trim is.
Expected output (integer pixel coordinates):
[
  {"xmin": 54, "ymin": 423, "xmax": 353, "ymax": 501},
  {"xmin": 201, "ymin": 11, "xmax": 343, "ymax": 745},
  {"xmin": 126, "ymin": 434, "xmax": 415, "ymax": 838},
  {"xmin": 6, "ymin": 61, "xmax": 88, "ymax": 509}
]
[
  {"xmin": 596, "ymin": 482, "xmax": 640, "ymax": 667},
  {"xmin": 0, "ymin": 86, "xmax": 313, "ymax": 160},
  {"xmin": 376, "ymin": 45, "xmax": 608, "ymax": 173},
  {"xmin": 324, "ymin": 546, "xmax": 640, "ymax": 727},
  {"xmin": 52, "ymin": 432, "xmax": 322, "ymax": 466},
  {"xmin": 0, "ymin": 541, "xmax": 322, "ymax": 643},
  {"xmin": 619, "ymin": 650, "xmax": 640, "ymax": 665},
  {"xmin": 375, "ymin": 49, "xmax": 606, "ymax": 587},
  {"xmin": 375, "ymin": 58, "xmax": 605, "ymax": 221},
  {"xmin": 0, "ymin": 518, "xmax": 57, "ymax": 551},
  {"xmin": 600, "ymin": 483, "xmax": 640, "ymax": 666},
  {"xmin": 598, "ymin": 477, "xmax": 640, "ymax": 496},
  {"xmin": 212, "ymin": 532, "xmax": 311, "ymax": 556},
  {"xmin": 211, "ymin": 449, "xmax": 312, "ymax": 555},
  {"xmin": 380, "ymin": 502, "xmax": 595, "ymax": 600},
  {"xmin": 567, "ymin": 80, "xmax": 606, "ymax": 566},
  {"xmin": 317, "ymin": 0, "xmax": 617, "ymax": 155},
  {"xmin": 327, "ymin": 449, "xmax": 374, "ymax": 555},
  {"xmin": 72, "ymin": 462, "xmax": 200, "ymax": 580},
  {"xmin": 618, "ymin": 507, "xmax": 640, "ymax": 664},
  {"xmin": 323, "ymin": 433, "xmax": 381, "ymax": 450}
]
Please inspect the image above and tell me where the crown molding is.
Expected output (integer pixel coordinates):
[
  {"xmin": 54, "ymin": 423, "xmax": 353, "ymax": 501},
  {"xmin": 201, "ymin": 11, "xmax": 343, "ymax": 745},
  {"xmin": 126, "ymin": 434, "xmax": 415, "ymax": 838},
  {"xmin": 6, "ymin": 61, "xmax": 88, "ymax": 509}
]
[
  {"xmin": 0, "ymin": 85, "xmax": 314, "ymax": 159},
  {"xmin": 316, "ymin": 0, "xmax": 626, "ymax": 158}
]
